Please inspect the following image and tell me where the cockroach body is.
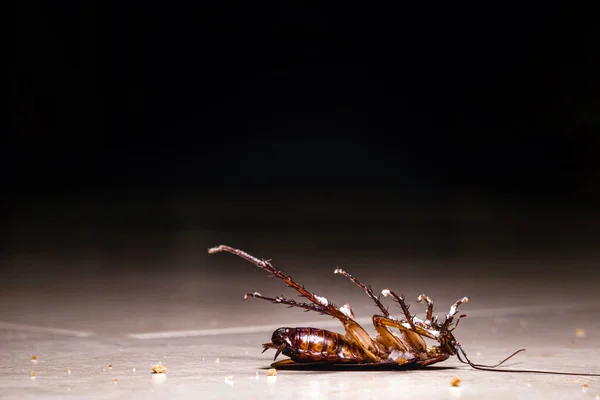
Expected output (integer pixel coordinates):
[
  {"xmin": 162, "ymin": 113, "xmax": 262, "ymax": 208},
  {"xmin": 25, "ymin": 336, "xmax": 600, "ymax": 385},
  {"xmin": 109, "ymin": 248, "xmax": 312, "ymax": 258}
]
[
  {"xmin": 209, "ymin": 245, "xmax": 600, "ymax": 375},
  {"xmin": 266, "ymin": 327, "xmax": 364, "ymax": 364}
]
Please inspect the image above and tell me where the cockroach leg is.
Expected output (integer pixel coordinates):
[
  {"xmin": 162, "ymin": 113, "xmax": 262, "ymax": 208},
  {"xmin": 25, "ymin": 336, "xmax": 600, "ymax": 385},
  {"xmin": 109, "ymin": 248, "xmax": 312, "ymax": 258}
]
[
  {"xmin": 208, "ymin": 245, "xmax": 382, "ymax": 362},
  {"xmin": 334, "ymin": 269, "xmax": 413, "ymax": 353},
  {"xmin": 416, "ymin": 294, "xmax": 435, "ymax": 325},
  {"xmin": 334, "ymin": 268, "xmax": 390, "ymax": 317},
  {"xmin": 244, "ymin": 292, "xmax": 330, "ymax": 315},
  {"xmin": 209, "ymin": 246, "xmax": 344, "ymax": 318},
  {"xmin": 373, "ymin": 315, "xmax": 429, "ymax": 352},
  {"xmin": 381, "ymin": 289, "xmax": 417, "ymax": 331},
  {"xmin": 441, "ymin": 297, "xmax": 470, "ymax": 331}
]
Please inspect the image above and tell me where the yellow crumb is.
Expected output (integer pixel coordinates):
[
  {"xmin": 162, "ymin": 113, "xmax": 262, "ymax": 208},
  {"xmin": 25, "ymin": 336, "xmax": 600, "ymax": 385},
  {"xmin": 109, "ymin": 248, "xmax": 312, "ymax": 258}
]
[
  {"xmin": 152, "ymin": 363, "xmax": 167, "ymax": 374},
  {"xmin": 30, "ymin": 372, "xmax": 36, "ymax": 378},
  {"xmin": 267, "ymin": 368, "xmax": 277, "ymax": 376},
  {"xmin": 575, "ymin": 328, "xmax": 586, "ymax": 338},
  {"xmin": 31, "ymin": 355, "xmax": 38, "ymax": 361},
  {"xmin": 450, "ymin": 376, "xmax": 461, "ymax": 387},
  {"xmin": 582, "ymin": 384, "xmax": 589, "ymax": 393},
  {"xmin": 108, "ymin": 364, "xmax": 113, "ymax": 369}
]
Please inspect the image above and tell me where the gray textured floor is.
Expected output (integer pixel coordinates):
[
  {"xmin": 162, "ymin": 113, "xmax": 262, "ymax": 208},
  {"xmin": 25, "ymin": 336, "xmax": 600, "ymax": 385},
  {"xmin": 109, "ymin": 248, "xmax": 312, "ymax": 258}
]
[{"xmin": 1, "ymin": 249, "xmax": 599, "ymax": 399}]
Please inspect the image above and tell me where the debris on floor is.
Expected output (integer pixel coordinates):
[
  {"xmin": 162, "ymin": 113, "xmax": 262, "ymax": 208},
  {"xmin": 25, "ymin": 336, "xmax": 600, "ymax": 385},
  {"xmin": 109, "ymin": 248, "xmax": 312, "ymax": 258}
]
[
  {"xmin": 152, "ymin": 363, "xmax": 167, "ymax": 374},
  {"xmin": 450, "ymin": 376, "xmax": 461, "ymax": 387}
]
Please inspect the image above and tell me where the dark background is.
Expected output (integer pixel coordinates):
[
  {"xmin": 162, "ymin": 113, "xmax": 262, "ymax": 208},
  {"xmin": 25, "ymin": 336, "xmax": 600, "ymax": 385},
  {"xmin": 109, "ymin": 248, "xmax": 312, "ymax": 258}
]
[{"xmin": 6, "ymin": 2, "xmax": 600, "ymax": 278}]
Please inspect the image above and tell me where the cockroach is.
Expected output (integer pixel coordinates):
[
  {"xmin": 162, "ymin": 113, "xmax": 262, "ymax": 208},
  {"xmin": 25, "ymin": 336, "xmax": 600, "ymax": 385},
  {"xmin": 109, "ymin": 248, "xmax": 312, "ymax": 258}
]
[{"xmin": 209, "ymin": 245, "xmax": 599, "ymax": 375}]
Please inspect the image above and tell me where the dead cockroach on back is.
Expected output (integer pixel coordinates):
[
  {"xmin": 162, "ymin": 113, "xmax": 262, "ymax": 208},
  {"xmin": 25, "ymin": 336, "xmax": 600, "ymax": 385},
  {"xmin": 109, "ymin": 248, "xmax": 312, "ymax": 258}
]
[{"xmin": 209, "ymin": 245, "xmax": 600, "ymax": 376}]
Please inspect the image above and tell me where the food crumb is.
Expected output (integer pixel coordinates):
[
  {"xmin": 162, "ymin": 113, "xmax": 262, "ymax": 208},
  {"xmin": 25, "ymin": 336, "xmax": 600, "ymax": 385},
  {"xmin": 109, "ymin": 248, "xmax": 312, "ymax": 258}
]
[
  {"xmin": 108, "ymin": 364, "xmax": 113, "ymax": 370},
  {"xmin": 581, "ymin": 384, "xmax": 588, "ymax": 393},
  {"xmin": 67, "ymin": 368, "xmax": 71, "ymax": 375},
  {"xmin": 215, "ymin": 358, "xmax": 220, "ymax": 364},
  {"xmin": 113, "ymin": 378, "xmax": 118, "ymax": 383},
  {"xmin": 575, "ymin": 328, "xmax": 586, "ymax": 339},
  {"xmin": 224, "ymin": 375, "xmax": 234, "ymax": 385},
  {"xmin": 152, "ymin": 363, "xmax": 167, "ymax": 374},
  {"xmin": 255, "ymin": 371, "xmax": 259, "ymax": 379},
  {"xmin": 30, "ymin": 372, "xmax": 36, "ymax": 378},
  {"xmin": 132, "ymin": 368, "xmax": 136, "ymax": 372},
  {"xmin": 267, "ymin": 368, "xmax": 277, "ymax": 376},
  {"xmin": 450, "ymin": 376, "xmax": 461, "ymax": 387},
  {"xmin": 31, "ymin": 355, "xmax": 38, "ymax": 361}
]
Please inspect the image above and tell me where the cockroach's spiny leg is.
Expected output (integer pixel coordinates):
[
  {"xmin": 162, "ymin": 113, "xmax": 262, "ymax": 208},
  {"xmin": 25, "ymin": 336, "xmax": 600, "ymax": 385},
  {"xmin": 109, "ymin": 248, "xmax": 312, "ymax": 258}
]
[
  {"xmin": 382, "ymin": 289, "xmax": 417, "ymax": 331},
  {"xmin": 244, "ymin": 292, "xmax": 331, "ymax": 315},
  {"xmin": 442, "ymin": 297, "xmax": 470, "ymax": 330},
  {"xmin": 417, "ymin": 294, "xmax": 434, "ymax": 324},
  {"xmin": 334, "ymin": 268, "xmax": 390, "ymax": 317},
  {"xmin": 208, "ymin": 245, "xmax": 350, "ymax": 322}
]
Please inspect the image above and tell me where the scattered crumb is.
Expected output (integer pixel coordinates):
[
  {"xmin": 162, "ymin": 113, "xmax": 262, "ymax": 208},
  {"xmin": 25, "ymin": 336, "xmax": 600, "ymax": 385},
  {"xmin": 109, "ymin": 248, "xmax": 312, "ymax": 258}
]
[
  {"xmin": 476, "ymin": 351, "xmax": 482, "ymax": 356},
  {"xmin": 267, "ymin": 368, "xmax": 277, "ymax": 376},
  {"xmin": 31, "ymin": 355, "xmax": 38, "ymax": 361},
  {"xmin": 224, "ymin": 375, "xmax": 234, "ymax": 385},
  {"xmin": 450, "ymin": 376, "xmax": 461, "ymax": 387},
  {"xmin": 582, "ymin": 384, "xmax": 588, "ymax": 394},
  {"xmin": 30, "ymin": 372, "xmax": 36, "ymax": 378},
  {"xmin": 108, "ymin": 364, "xmax": 113, "ymax": 370},
  {"xmin": 164, "ymin": 355, "xmax": 167, "ymax": 359},
  {"xmin": 215, "ymin": 358, "xmax": 220, "ymax": 364},
  {"xmin": 575, "ymin": 328, "xmax": 586, "ymax": 339},
  {"xmin": 152, "ymin": 363, "xmax": 167, "ymax": 374},
  {"xmin": 67, "ymin": 368, "xmax": 71, "ymax": 375},
  {"xmin": 103, "ymin": 368, "xmax": 106, "ymax": 372},
  {"xmin": 132, "ymin": 368, "xmax": 136, "ymax": 372},
  {"xmin": 113, "ymin": 378, "xmax": 118, "ymax": 383},
  {"xmin": 255, "ymin": 371, "xmax": 259, "ymax": 379}
]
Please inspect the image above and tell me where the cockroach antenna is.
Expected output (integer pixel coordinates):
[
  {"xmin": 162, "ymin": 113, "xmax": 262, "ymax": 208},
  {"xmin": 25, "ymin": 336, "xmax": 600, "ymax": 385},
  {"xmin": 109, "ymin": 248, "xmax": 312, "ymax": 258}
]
[
  {"xmin": 455, "ymin": 345, "xmax": 526, "ymax": 369},
  {"xmin": 455, "ymin": 344, "xmax": 600, "ymax": 376}
]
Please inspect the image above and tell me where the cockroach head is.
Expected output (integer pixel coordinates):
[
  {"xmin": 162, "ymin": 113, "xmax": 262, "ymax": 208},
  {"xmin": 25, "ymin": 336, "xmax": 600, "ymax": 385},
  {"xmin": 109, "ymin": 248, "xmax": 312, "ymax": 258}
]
[{"xmin": 438, "ymin": 327, "xmax": 459, "ymax": 355}]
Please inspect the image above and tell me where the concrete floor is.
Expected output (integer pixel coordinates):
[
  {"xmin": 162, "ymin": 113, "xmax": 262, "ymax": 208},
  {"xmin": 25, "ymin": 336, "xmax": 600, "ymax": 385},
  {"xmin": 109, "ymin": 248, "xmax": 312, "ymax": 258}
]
[{"xmin": 1, "ymin": 247, "xmax": 600, "ymax": 399}]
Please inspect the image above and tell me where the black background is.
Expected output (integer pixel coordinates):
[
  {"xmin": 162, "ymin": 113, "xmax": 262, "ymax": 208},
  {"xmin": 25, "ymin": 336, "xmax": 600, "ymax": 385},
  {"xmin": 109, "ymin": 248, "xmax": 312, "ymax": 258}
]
[{"xmin": 6, "ymin": 2, "xmax": 600, "ymax": 274}]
